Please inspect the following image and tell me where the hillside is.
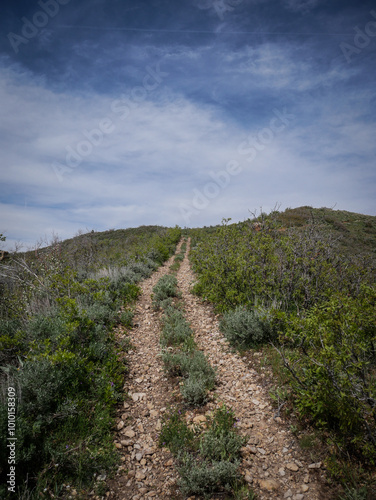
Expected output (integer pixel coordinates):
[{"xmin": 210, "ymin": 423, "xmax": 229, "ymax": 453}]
[
  {"xmin": 188, "ymin": 206, "xmax": 376, "ymax": 498},
  {"xmin": 0, "ymin": 225, "xmax": 182, "ymax": 499},
  {"xmin": 0, "ymin": 207, "xmax": 375, "ymax": 499},
  {"xmin": 189, "ymin": 206, "xmax": 376, "ymax": 261},
  {"xmin": 275, "ymin": 206, "xmax": 376, "ymax": 257}
]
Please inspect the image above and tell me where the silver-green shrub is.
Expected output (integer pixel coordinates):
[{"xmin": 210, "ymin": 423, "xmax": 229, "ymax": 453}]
[
  {"xmin": 178, "ymin": 453, "xmax": 240, "ymax": 496},
  {"xmin": 220, "ymin": 306, "xmax": 271, "ymax": 348}
]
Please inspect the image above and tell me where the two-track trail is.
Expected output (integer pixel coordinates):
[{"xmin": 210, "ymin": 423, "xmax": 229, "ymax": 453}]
[{"xmin": 106, "ymin": 239, "xmax": 329, "ymax": 499}]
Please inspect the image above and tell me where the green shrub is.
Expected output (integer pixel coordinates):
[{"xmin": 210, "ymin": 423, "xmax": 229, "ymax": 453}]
[
  {"xmin": 200, "ymin": 406, "xmax": 245, "ymax": 461},
  {"xmin": 200, "ymin": 430, "xmax": 244, "ymax": 462},
  {"xmin": 161, "ymin": 320, "xmax": 192, "ymax": 347},
  {"xmin": 159, "ymin": 306, "xmax": 216, "ymax": 404},
  {"xmin": 339, "ymin": 485, "xmax": 368, "ymax": 500},
  {"xmin": 160, "ymin": 307, "xmax": 192, "ymax": 346},
  {"xmin": 183, "ymin": 350, "xmax": 216, "ymax": 385},
  {"xmin": 159, "ymin": 404, "xmax": 244, "ymax": 497},
  {"xmin": 158, "ymin": 297, "xmax": 174, "ymax": 309},
  {"xmin": 145, "ymin": 258, "xmax": 159, "ymax": 271},
  {"xmin": 85, "ymin": 302, "xmax": 118, "ymax": 326},
  {"xmin": 162, "ymin": 349, "xmax": 216, "ymax": 403},
  {"xmin": 180, "ymin": 375, "xmax": 209, "ymax": 406},
  {"xmin": 162, "ymin": 306, "xmax": 186, "ymax": 325},
  {"xmin": 220, "ymin": 306, "xmax": 271, "ymax": 348},
  {"xmin": 158, "ymin": 408, "xmax": 197, "ymax": 455},
  {"xmin": 152, "ymin": 274, "xmax": 178, "ymax": 309},
  {"xmin": 178, "ymin": 453, "xmax": 240, "ymax": 497},
  {"xmin": 280, "ymin": 286, "xmax": 376, "ymax": 462},
  {"xmin": 147, "ymin": 245, "xmax": 168, "ymax": 265},
  {"xmin": 119, "ymin": 309, "xmax": 134, "ymax": 328},
  {"xmin": 0, "ymin": 226, "xmax": 182, "ymax": 497},
  {"xmin": 0, "ymin": 319, "xmax": 26, "ymax": 364},
  {"xmin": 108, "ymin": 279, "xmax": 140, "ymax": 303},
  {"xmin": 27, "ymin": 313, "xmax": 67, "ymax": 343},
  {"xmin": 161, "ymin": 351, "xmax": 187, "ymax": 376},
  {"xmin": 117, "ymin": 268, "xmax": 139, "ymax": 284},
  {"xmin": 182, "ymin": 335, "xmax": 197, "ymax": 352},
  {"xmin": 207, "ymin": 404, "xmax": 240, "ymax": 434},
  {"xmin": 129, "ymin": 261, "xmax": 153, "ymax": 279},
  {"xmin": 169, "ymin": 261, "xmax": 181, "ymax": 272}
]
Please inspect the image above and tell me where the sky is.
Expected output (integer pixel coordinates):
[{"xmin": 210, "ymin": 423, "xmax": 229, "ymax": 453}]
[{"xmin": 0, "ymin": 0, "xmax": 375, "ymax": 249}]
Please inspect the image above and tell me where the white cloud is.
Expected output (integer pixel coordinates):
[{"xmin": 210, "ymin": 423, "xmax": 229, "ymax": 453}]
[{"xmin": 1, "ymin": 32, "xmax": 375, "ymax": 251}]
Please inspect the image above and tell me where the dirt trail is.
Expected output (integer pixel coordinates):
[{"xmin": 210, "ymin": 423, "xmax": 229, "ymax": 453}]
[
  {"xmin": 106, "ymin": 239, "xmax": 329, "ymax": 499},
  {"xmin": 107, "ymin": 244, "xmax": 183, "ymax": 500}
]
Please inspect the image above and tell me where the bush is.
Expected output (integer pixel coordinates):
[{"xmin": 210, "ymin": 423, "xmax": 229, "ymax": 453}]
[
  {"xmin": 181, "ymin": 375, "xmax": 210, "ymax": 406},
  {"xmin": 280, "ymin": 286, "xmax": 376, "ymax": 462},
  {"xmin": 178, "ymin": 453, "xmax": 240, "ymax": 497},
  {"xmin": 161, "ymin": 319, "xmax": 192, "ymax": 347},
  {"xmin": 159, "ymin": 304, "xmax": 216, "ymax": 405},
  {"xmin": 119, "ymin": 309, "xmax": 134, "ymax": 328},
  {"xmin": 0, "ymin": 319, "xmax": 26, "ymax": 364},
  {"xmin": 0, "ymin": 226, "xmax": 182, "ymax": 497},
  {"xmin": 152, "ymin": 274, "xmax": 179, "ymax": 309},
  {"xmin": 158, "ymin": 408, "xmax": 197, "ymax": 455},
  {"xmin": 85, "ymin": 302, "xmax": 118, "ymax": 326},
  {"xmin": 161, "ymin": 351, "xmax": 187, "ymax": 376},
  {"xmin": 159, "ymin": 404, "xmax": 244, "ymax": 497},
  {"xmin": 183, "ymin": 351, "xmax": 216, "ymax": 384},
  {"xmin": 200, "ymin": 405, "xmax": 245, "ymax": 461},
  {"xmin": 160, "ymin": 307, "xmax": 192, "ymax": 346},
  {"xmin": 200, "ymin": 429, "xmax": 244, "ymax": 462},
  {"xmin": 117, "ymin": 268, "xmax": 139, "ymax": 284},
  {"xmin": 220, "ymin": 306, "xmax": 271, "ymax": 348},
  {"xmin": 129, "ymin": 261, "xmax": 153, "ymax": 279},
  {"xmin": 162, "ymin": 349, "xmax": 216, "ymax": 404},
  {"xmin": 339, "ymin": 485, "xmax": 368, "ymax": 500}
]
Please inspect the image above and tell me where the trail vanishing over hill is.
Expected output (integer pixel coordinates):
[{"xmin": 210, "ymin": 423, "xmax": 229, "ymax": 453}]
[{"xmin": 107, "ymin": 239, "xmax": 330, "ymax": 500}]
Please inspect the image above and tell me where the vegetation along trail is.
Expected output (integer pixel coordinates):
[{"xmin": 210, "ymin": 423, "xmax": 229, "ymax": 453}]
[{"xmin": 107, "ymin": 238, "xmax": 329, "ymax": 499}]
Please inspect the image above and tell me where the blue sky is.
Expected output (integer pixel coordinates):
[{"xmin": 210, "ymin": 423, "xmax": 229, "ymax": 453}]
[{"xmin": 1, "ymin": 0, "xmax": 375, "ymax": 249}]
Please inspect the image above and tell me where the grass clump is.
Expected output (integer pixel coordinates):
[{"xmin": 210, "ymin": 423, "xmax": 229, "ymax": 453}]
[
  {"xmin": 119, "ymin": 308, "xmax": 134, "ymax": 328},
  {"xmin": 162, "ymin": 350, "xmax": 216, "ymax": 405},
  {"xmin": 338, "ymin": 485, "xmax": 368, "ymax": 500},
  {"xmin": 161, "ymin": 321, "xmax": 192, "ymax": 346},
  {"xmin": 180, "ymin": 376, "xmax": 209, "ymax": 406},
  {"xmin": 179, "ymin": 351, "xmax": 216, "ymax": 406},
  {"xmin": 170, "ymin": 250, "xmax": 185, "ymax": 272}
]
